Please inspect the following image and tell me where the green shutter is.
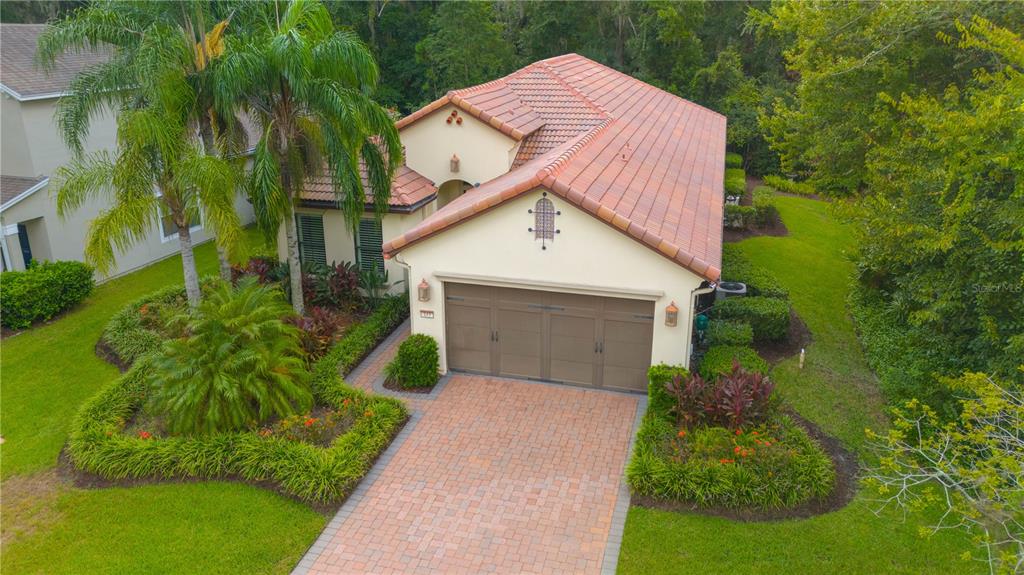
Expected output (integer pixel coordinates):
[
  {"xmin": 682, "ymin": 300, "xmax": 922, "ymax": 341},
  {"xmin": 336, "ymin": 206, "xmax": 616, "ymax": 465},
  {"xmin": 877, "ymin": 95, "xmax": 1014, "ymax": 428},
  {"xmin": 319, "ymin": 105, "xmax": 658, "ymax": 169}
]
[
  {"xmin": 296, "ymin": 213, "xmax": 327, "ymax": 266},
  {"xmin": 356, "ymin": 218, "xmax": 384, "ymax": 274}
]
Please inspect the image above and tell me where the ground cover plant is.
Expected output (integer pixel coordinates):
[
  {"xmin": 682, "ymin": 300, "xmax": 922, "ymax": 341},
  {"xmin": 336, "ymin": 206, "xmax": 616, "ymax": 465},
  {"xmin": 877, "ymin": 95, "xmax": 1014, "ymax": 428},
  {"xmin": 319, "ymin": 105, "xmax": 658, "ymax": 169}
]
[
  {"xmin": 0, "ymin": 261, "xmax": 94, "ymax": 329},
  {"xmin": 68, "ymin": 285, "xmax": 410, "ymax": 504},
  {"xmin": 627, "ymin": 363, "xmax": 833, "ymax": 509}
]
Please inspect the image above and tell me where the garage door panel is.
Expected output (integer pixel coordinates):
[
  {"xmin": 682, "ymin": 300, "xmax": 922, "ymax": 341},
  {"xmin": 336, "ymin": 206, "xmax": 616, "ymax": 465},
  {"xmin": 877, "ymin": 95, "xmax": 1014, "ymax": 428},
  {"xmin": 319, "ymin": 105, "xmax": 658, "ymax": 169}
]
[
  {"xmin": 497, "ymin": 309, "xmax": 543, "ymax": 379},
  {"xmin": 602, "ymin": 317, "xmax": 653, "ymax": 391},
  {"xmin": 550, "ymin": 314, "xmax": 596, "ymax": 385},
  {"xmin": 446, "ymin": 304, "xmax": 492, "ymax": 373}
]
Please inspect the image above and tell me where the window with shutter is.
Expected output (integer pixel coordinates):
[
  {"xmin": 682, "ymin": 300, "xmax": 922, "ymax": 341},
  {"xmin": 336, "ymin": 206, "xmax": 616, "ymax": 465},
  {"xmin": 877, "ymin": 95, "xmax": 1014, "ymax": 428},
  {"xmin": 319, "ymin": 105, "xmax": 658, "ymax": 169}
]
[
  {"xmin": 296, "ymin": 213, "xmax": 327, "ymax": 266},
  {"xmin": 355, "ymin": 218, "xmax": 384, "ymax": 274}
]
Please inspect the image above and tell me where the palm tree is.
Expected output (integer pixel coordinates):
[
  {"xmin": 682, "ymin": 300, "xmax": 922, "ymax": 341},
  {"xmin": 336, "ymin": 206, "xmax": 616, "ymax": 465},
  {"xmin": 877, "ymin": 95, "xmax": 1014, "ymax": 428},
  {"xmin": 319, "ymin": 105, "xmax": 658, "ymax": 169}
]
[
  {"xmin": 213, "ymin": 0, "xmax": 402, "ymax": 314},
  {"xmin": 38, "ymin": 1, "xmax": 246, "ymax": 291},
  {"xmin": 40, "ymin": 3, "xmax": 243, "ymax": 305}
]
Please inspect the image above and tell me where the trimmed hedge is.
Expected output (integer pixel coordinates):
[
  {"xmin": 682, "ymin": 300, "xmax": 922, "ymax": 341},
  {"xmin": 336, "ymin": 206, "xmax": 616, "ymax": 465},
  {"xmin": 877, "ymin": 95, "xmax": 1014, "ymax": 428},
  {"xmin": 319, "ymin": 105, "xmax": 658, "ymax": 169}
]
[
  {"xmin": 711, "ymin": 296, "xmax": 790, "ymax": 342},
  {"xmin": 705, "ymin": 320, "xmax": 754, "ymax": 347},
  {"xmin": 725, "ymin": 152, "xmax": 743, "ymax": 169},
  {"xmin": 386, "ymin": 333, "xmax": 439, "ymax": 389},
  {"xmin": 70, "ymin": 292, "xmax": 411, "ymax": 504},
  {"xmin": 724, "ymin": 168, "xmax": 746, "ymax": 196},
  {"xmin": 763, "ymin": 175, "xmax": 815, "ymax": 196},
  {"xmin": 626, "ymin": 364, "xmax": 834, "ymax": 509},
  {"xmin": 752, "ymin": 186, "xmax": 779, "ymax": 227},
  {"xmin": 0, "ymin": 260, "xmax": 94, "ymax": 329},
  {"xmin": 724, "ymin": 205, "xmax": 755, "ymax": 230},
  {"xmin": 101, "ymin": 285, "xmax": 191, "ymax": 364},
  {"xmin": 699, "ymin": 345, "xmax": 768, "ymax": 379},
  {"xmin": 721, "ymin": 244, "xmax": 789, "ymax": 299}
]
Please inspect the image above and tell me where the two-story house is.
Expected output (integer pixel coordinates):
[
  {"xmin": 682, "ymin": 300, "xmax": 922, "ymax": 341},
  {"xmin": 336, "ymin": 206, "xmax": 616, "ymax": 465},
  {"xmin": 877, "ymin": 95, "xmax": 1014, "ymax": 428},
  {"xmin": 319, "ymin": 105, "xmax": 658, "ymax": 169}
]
[
  {"xmin": 0, "ymin": 24, "xmax": 254, "ymax": 277},
  {"xmin": 283, "ymin": 54, "xmax": 725, "ymax": 390}
]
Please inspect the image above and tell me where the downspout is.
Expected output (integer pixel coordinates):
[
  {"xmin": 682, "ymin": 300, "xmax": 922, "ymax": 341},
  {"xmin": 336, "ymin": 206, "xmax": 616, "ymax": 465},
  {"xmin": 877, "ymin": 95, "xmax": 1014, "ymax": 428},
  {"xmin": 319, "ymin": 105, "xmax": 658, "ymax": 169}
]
[{"xmin": 685, "ymin": 280, "xmax": 717, "ymax": 368}]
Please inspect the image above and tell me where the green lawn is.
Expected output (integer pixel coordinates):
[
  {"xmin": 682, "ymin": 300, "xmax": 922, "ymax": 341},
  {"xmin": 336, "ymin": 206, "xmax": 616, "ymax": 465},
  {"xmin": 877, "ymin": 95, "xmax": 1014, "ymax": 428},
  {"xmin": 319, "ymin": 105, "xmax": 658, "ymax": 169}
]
[
  {"xmin": 1, "ymin": 234, "xmax": 326, "ymax": 574},
  {"xmin": 617, "ymin": 195, "xmax": 977, "ymax": 574}
]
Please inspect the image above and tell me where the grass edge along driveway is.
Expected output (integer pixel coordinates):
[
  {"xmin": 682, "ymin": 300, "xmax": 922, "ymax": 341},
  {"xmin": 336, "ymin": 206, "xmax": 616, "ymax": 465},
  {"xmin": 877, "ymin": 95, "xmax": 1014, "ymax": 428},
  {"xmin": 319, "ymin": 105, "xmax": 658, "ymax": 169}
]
[
  {"xmin": 2, "ymin": 233, "xmax": 326, "ymax": 575},
  {"xmin": 616, "ymin": 195, "xmax": 979, "ymax": 575}
]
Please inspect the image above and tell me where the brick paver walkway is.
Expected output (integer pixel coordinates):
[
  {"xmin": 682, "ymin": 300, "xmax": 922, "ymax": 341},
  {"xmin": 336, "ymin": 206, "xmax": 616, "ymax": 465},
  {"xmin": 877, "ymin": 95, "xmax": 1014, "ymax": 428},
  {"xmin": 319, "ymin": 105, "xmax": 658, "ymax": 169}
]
[{"xmin": 296, "ymin": 322, "xmax": 642, "ymax": 574}]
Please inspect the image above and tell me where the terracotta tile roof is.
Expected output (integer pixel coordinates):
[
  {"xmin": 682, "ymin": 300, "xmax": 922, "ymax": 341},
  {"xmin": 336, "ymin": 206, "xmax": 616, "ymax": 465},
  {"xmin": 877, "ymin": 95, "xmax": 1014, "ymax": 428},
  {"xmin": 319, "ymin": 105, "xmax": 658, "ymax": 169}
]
[
  {"xmin": 0, "ymin": 175, "xmax": 47, "ymax": 210},
  {"xmin": 0, "ymin": 24, "xmax": 109, "ymax": 100},
  {"xmin": 300, "ymin": 164, "xmax": 436, "ymax": 210},
  {"xmin": 384, "ymin": 54, "xmax": 726, "ymax": 281}
]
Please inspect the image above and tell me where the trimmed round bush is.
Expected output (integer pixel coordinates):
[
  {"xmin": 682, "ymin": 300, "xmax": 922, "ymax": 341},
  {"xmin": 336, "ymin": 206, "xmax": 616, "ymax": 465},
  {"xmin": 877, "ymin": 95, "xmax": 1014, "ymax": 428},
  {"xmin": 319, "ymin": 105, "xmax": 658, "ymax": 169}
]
[
  {"xmin": 725, "ymin": 152, "xmax": 743, "ymax": 169},
  {"xmin": 386, "ymin": 333, "xmax": 439, "ymax": 389},
  {"xmin": 721, "ymin": 245, "xmax": 789, "ymax": 298},
  {"xmin": 0, "ymin": 260, "xmax": 94, "ymax": 328},
  {"xmin": 725, "ymin": 168, "xmax": 746, "ymax": 196},
  {"xmin": 711, "ymin": 296, "xmax": 790, "ymax": 342},
  {"xmin": 706, "ymin": 320, "xmax": 754, "ymax": 347},
  {"xmin": 699, "ymin": 345, "xmax": 769, "ymax": 379}
]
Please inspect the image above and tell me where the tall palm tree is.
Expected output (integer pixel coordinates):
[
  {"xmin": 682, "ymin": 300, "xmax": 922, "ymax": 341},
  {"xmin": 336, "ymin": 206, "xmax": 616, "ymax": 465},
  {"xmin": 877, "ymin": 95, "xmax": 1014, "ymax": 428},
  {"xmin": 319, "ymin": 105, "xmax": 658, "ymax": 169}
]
[
  {"xmin": 39, "ymin": 2, "xmax": 243, "ymax": 306},
  {"xmin": 214, "ymin": 0, "xmax": 402, "ymax": 314},
  {"xmin": 38, "ymin": 1, "xmax": 246, "ymax": 291}
]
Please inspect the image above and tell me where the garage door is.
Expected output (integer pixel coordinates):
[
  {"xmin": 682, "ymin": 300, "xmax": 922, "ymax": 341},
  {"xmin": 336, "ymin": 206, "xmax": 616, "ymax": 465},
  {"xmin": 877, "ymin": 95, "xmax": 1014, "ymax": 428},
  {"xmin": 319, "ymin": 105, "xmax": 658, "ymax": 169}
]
[{"xmin": 444, "ymin": 283, "xmax": 654, "ymax": 391}]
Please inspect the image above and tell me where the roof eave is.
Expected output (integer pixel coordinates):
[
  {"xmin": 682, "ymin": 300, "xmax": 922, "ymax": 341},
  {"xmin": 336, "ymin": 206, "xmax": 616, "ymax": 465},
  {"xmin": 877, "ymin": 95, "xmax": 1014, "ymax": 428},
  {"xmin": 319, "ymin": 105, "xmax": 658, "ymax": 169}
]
[
  {"xmin": 0, "ymin": 177, "xmax": 49, "ymax": 213},
  {"xmin": 299, "ymin": 192, "xmax": 437, "ymax": 214}
]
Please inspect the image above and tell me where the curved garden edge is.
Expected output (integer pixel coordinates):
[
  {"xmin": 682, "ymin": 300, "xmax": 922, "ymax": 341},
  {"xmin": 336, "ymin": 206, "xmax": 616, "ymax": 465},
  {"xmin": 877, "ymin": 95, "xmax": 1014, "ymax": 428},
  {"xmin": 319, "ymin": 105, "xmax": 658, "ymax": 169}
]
[
  {"xmin": 631, "ymin": 409, "xmax": 859, "ymax": 522},
  {"xmin": 57, "ymin": 294, "xmax": 413, "ymax": 516}
]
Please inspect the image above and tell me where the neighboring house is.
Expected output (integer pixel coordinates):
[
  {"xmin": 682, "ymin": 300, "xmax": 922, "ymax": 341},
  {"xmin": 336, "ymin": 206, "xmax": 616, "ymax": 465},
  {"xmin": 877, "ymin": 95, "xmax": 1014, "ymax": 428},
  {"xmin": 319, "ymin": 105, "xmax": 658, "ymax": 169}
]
[
  {"xmin": 292, "ymin": 53, "xmax": 725, "ymax": 390},
  {"xmin": 0, "ymin": 24, "xmax": 254, "ymax": 277}
]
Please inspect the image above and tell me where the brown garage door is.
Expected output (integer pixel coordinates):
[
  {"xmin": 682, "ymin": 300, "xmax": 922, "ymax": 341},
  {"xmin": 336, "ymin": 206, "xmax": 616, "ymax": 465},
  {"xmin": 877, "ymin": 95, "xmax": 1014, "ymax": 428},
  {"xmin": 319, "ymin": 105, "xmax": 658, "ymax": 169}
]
[{"xmin": 444, "ymin": 283, "xmax": 654, "ymax": 391}]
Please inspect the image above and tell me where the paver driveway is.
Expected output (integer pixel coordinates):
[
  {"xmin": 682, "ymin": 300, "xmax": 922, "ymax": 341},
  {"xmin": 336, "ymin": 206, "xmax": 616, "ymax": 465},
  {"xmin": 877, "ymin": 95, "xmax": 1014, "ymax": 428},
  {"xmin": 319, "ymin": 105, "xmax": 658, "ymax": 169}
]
[{"xmin": 296, "ymin": 325, "xmax": 642, "ymax": 575}]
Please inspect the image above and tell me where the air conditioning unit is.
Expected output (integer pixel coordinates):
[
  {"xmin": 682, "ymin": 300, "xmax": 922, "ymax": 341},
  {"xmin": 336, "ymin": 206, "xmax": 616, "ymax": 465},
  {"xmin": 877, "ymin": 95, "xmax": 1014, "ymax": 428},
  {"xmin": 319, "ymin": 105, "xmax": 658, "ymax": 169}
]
[{"xmin": 715, "ymin": 281, "xmax": 747, "ymax": 301}]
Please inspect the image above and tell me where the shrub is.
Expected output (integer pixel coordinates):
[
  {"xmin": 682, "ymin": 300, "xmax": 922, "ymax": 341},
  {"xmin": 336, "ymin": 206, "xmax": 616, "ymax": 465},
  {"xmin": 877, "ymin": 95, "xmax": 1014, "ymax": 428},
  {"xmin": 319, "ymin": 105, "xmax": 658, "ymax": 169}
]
[
  {"xmin": 725, "ymin": 152, "xmax": 743, "ymax": 169},
  {"xmin": 67, "ymin": 290, "xmax": 412, "ymax": 504},
  {"xmin": 699, "ymin": 345, "xmax": 769, "ymax": 379},
  {"xmin": 308, "ymin": 261, "xmax": 361, "ymax": 309},
  {"xmin": 724, "ymin": 205, "xmax": 756, "ymax": 230},
  {"xmin": 706, "ymin": 320, "xmax": 754, "ymax": 347},
  {"xmin": 289, "ymin": 306, "xmax": 350, "ymax": 359},
  {"xmin": 385, "ymin": 334, "xmax": 439, "ymax": 389},
  {"xmin": 627, "ymin": 364, "xmax": 833, "ymax": 509},
  {"xmin": 752, "ymin": 186, "xmax": 778, "ymax": 227},
  {"xmin": 0, "ymin": 260, "xmax": 94, "ymax": 328},
  {"xmin": 231, "ymin": 256, "xmax": 288, "ymax": 285},
  {"xmin": 666, "ymin": 363, "xmax": 776, "ymax": 429},
  {"xmin": 763, "ymin": 175, "xmax": 815, "ymax": 196},
  {"xmin": 721, "ymin": 245, "xmax": 789, "ymax": 298},
  {"xmin": 711, "ymin": 297, "xmax": 790, "ymax": 342},
  {"xmin": 146, "ymin": 278, "xmax": 312, "ymax": 435},
  {"xmin": 724, "ymin": 168, "xmax": 746, "ymax": 196}
]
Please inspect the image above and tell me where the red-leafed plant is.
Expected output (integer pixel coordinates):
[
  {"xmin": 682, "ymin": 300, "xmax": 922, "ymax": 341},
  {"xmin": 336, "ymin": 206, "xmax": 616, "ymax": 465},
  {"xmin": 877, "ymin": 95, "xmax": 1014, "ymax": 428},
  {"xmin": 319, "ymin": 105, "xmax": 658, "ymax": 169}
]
[
  {"xmin": 288, "ymin": 306, "xmax": 350, "ymax": 358},
  {"xmin": 666, "ymin": 360, "xmax": 776, "ymax": 430}
]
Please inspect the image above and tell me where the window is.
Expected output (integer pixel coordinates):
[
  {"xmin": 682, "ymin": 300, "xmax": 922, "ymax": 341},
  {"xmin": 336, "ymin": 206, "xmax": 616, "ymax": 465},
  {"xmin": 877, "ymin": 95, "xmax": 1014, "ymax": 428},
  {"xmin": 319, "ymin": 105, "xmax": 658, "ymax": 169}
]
[
  {"xmin": 296, "ymin": 213, "xmax": 327, "ymax": 266},
  {"xmin": 158, "ymin": 197, "xmax": 201, "ymax": 242},
  {"xmin": 355, "ymin": 218, "xmax": 384, "ymax": 274},
  {"xmin": 534, "ymin": 197, "xmax": 555, "ymax": 241}
]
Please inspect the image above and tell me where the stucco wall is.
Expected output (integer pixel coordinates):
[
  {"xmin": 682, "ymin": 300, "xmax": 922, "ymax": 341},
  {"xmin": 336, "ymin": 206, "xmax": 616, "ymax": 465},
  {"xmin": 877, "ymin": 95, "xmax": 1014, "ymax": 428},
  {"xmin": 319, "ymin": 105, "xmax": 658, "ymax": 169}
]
[
  {"xmin": 1, "ymin": 97, "xmax": 119, "ymax": 177},
  {"xmin": 393, "ymin": 190, "xmax": 707, "ymax": 372},
  {"xmin": 1, "ymin": 180, "xmax": 255, "ymax": 279},
  {"xmin": 399, "ymin": 104, "xmax": 518, "ymax": 188},
  {"xmin": 1, "ymin": 95, "xmax": 33, "ymax": 176}
]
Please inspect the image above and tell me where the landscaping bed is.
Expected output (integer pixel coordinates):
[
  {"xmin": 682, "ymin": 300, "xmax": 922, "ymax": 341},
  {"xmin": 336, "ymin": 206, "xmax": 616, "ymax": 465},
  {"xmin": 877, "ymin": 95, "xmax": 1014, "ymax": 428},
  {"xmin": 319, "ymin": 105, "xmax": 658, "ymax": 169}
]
[{"xmin": 65, "ymin": 281, "xmax": 411, "ymax": 512}]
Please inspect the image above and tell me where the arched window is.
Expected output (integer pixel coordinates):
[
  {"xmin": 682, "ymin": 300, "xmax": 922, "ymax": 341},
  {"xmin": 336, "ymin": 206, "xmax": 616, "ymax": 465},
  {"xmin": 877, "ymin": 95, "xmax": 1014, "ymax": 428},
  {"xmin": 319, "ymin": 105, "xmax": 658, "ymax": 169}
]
[{"xmin": 534, "ymin": 198, "xmax": 555, "ymax": 241}]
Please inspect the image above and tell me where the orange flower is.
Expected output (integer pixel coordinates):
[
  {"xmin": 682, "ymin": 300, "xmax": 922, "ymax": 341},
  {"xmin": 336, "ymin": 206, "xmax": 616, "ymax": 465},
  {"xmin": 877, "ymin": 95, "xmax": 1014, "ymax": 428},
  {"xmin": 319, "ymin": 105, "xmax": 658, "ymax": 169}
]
[
  {"xmin": 364, "ymin": 410, "xmax": 373, "ymax": 417},
  {"xmin": 735, "ymin": 429, "xmax": 742, "ymax": 436},
  {"xmin": 752, "ymin": 431, "xmax": 759, "ymax": 436},
  {"xmin": 304, "ymin": 417, "xmax": 316, "ymax": 427},
  {"xmin": 677, "ymin": 430, "xmax": 687, "ymax": 437},
  {"xmin": 137, "ymin": 430, "xmax": 152, "ymax": 440},
  {"xmin": 763, "ymin": 441, "xmax": 771, "ymax": 447},
  {"xmin": 734, "ymin": 445, "xmax": 742, "ymax": 454},
  {"xmin": 719, "ymin": 458, "xmax": 734, "ymax": 464}
]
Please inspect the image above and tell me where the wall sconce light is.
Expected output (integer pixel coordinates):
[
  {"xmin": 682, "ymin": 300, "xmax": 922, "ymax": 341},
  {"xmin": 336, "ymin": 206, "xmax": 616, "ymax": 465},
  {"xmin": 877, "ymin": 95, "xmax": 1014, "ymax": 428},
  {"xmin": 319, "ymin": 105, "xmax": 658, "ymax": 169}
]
[
  {"xmin": 665, "ymin": 301, "xmax": 679, "ymax": 327},
  {"xmin": 450, "ymin": 154, "xmax": 460, "ymax": 173},
  {"xmin": 418, "ymin": 278, "xmax": 431, "ymax": 302}
]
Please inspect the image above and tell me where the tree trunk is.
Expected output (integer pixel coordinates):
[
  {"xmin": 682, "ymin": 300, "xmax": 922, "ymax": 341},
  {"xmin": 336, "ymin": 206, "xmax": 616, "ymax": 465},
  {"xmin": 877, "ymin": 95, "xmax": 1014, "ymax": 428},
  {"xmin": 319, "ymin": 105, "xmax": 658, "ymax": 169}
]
[
  {"xmin": 178, "ymin": 222, "xmax": 202, "ymax": 308},
  {"xmin": 284, "ymin": 212, "xmax": 304, "ymax": 315},
  {"xmin": 199, "ymin": 118, "xmax": 233, "ymax": 282}
]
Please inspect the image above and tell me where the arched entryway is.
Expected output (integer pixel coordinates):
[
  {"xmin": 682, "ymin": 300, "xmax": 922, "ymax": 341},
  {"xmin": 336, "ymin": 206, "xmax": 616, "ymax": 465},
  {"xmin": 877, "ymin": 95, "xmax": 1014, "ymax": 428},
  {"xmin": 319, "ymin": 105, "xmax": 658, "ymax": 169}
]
[{"xmin": 436, "ymin": 179, "xmax": 473, "ymax": 209}]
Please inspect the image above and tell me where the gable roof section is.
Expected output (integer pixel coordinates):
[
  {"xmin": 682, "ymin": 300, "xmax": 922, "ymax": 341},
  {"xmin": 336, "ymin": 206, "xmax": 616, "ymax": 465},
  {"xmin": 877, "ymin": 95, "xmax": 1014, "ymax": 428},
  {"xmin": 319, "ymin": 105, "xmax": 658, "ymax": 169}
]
[
  {"xmin": 300, "ymin": 164, "xmax": 437, "ymax": 212},
  {"xmin": 0, "ymin": 24, "xmax": 109, "ymax": 101},
  {"xmin": 396, "ymin": 79, "xmax": 546, "ymax": 141},
  {"xmin": 384, "ymin": 54, "xmax": 726, "ymax": 281},
  {"xmin": 1, "ymin": 175, "xmax": 48, "ymax": 212}
]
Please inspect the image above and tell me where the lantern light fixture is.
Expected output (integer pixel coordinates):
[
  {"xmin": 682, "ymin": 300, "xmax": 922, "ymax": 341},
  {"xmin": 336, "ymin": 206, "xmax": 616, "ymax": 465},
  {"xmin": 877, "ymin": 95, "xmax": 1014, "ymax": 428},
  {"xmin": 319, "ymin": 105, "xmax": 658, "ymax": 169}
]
[
  {"xmin": 418, "ymin": 279, "xmax": 431, "ymax": 302},
  {"xmin": 665, "ymin": 301, "xmax": 679, "ymax": 327}
]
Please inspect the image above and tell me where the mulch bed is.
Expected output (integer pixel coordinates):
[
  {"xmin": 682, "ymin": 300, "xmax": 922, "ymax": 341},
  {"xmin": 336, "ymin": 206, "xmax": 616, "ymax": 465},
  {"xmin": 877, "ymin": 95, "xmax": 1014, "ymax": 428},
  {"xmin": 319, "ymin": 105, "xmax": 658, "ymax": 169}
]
[
  {"xmin": 754, "ymin": 310, "xmax": 812, "ymax": 364},
  {"xmin": 94, "ymin": 339, "xmax": 131, "ymax": 373},
  {"xmin": 723, "ymin": 217, "xmax": 789, "ymax": 242},
  {"xmin": 381, "ymin": 378, "xmax": 435, "ymax": 394},
  {"xmin": 631, "ymin": 409, "xmax": 859, "ymax": 522}
]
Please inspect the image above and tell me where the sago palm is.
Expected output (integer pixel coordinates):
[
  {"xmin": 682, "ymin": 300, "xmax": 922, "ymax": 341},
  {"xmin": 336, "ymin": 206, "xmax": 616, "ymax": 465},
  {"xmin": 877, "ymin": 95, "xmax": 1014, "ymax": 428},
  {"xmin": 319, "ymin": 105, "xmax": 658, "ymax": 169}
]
[
  {"xmin": 38, "ymin": 1, "xmax": 246, "ymax": 292},
  {"xmin": 146, "ymin": 277, "xmax": 312, "ymax": 435},
  {"xmin": 214, "ymin": 0, "xmax": 402, "ymax": 314}
]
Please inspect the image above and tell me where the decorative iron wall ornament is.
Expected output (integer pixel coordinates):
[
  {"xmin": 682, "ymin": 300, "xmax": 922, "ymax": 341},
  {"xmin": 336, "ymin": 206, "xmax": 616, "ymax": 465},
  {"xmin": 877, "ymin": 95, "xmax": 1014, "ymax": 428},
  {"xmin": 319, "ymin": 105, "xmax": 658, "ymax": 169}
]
[{"xmin": 527, "ymin": 191, "xmax": 561, "ymax": 250}]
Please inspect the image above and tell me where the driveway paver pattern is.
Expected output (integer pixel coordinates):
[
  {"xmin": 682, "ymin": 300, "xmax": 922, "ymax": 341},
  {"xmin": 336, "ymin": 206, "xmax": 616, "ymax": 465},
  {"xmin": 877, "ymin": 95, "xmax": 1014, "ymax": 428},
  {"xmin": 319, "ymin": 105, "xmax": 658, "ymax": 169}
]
[{"xmin": 300, "ymin": 325, "xmax": 641, "ymax": 574}]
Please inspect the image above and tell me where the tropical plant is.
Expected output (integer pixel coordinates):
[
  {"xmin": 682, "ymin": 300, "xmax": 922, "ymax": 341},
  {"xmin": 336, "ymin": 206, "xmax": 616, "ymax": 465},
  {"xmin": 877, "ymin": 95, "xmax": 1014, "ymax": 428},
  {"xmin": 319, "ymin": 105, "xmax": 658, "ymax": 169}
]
[
  {"xmin": 215, "ymin": 0, "xmax": 402, "ymax": 314},
  {"xmin": 146, "ymin": 278, "xmax": 312, "ymax": 435},
  {"xmin": 666, "ymin": 361, "xmax": 776, "ymax": 430},
  {"xmin": 359, "ymin": 267, "xmax": 399, "ymax": 308},
  {"xmin": 39, "ymin": 1, "xmax": 244, "ymax": 305}
]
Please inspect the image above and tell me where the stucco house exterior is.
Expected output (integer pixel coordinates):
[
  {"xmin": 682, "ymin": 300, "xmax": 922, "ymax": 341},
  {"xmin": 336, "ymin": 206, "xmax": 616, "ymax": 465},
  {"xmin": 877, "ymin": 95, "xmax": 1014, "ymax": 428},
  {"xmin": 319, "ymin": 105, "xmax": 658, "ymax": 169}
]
[
  {"xmin": 0, "ymin": 24, "xmax": 254, "ymax": 278},
  {"xmin": 287, "ymin": 54, "xmax": 725, "ymax": 391}
]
